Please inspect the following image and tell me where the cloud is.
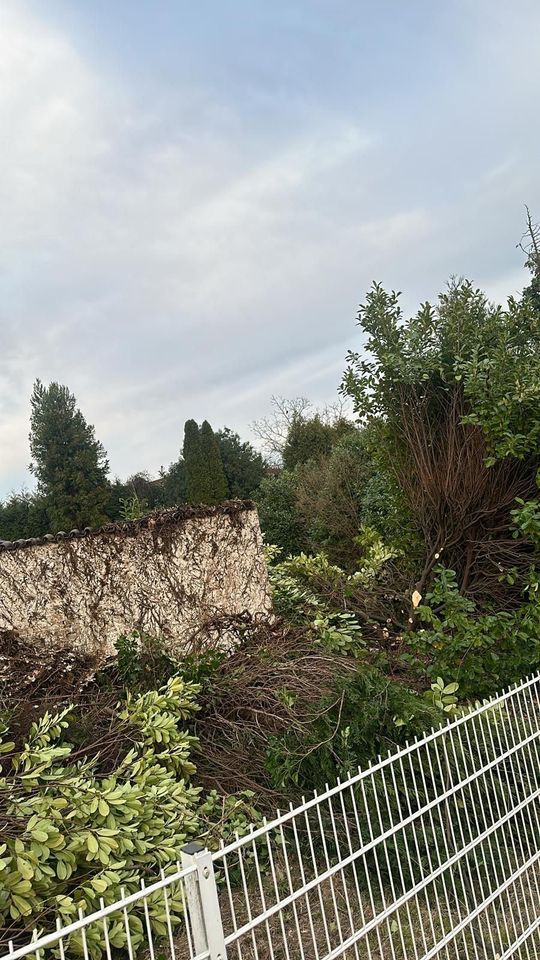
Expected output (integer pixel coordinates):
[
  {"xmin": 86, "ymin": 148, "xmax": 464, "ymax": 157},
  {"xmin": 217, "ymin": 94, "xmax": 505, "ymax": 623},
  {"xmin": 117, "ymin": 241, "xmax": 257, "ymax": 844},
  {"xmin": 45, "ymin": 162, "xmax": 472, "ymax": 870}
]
[{"xmin": 0, "ymin": 0, "xmax": 539, "ymax": 496}]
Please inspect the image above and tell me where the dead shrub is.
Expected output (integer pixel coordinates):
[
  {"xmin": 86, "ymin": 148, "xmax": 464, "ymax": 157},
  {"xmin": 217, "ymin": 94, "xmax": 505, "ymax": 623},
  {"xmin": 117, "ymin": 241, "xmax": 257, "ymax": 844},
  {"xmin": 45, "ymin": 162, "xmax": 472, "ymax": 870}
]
[{"xmin": 190, "ymin": 615, "xmax": 357, "ymax": 800}]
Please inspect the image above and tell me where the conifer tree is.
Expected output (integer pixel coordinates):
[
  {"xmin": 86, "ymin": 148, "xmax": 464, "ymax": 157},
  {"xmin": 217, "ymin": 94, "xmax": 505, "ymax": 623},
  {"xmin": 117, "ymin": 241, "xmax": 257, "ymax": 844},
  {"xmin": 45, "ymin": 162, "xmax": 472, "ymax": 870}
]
[
  {"xmin": 183, "ymin": 419, "xmax": 206, "ymax": 503},
  {"xmin": 29, "ymin": 380, "xmax": 110, "ymax": 531},
  {"xmin": 216, "ymin": 427, "xmax": 265, "ymax": 497},
  {"xmin": 183, "ymin": 419, "xmax": 228, "ymax": 504},
  {"xmin": 200, "ymin": 420, "xmax": 228, "ymax": 503}
]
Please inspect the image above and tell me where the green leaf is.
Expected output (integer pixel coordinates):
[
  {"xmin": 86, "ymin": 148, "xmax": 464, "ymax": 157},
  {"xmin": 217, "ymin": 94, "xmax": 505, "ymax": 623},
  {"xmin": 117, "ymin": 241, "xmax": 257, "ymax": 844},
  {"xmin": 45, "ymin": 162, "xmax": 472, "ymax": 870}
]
[
  {"xmin": 91, "ymin": 877, "xmax": 108, "ymax": 894},
  {"xmin": 87, "ymin": 835, "xmax": 99, "ymax": 854}
]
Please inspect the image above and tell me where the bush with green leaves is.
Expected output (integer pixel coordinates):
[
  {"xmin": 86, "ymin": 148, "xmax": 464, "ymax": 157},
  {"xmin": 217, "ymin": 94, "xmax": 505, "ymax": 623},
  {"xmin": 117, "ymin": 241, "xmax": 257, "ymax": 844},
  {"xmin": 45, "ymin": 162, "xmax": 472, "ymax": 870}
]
[
  {"xmin": 292, "ymin": 431, "xmax": 369, "ymax": 569},
  {"xmin": 456, "ymin": 291, "xmax": 540, "ymax": 465},
  {"xmin": 256, "ymin": 471, "xmax": 308, "ymax": 556},
  {"xmin": 266, "ymin": 664, "xmax": 447, "ymax": 790},
  {"xmin": 407, "ymin": 566, "xmax": 540, "ymax": 699},
  {"xmin": 342, "ymin": 278, "xmax": 539, "ymax": 592},
  {"xmin": 110, "ymin": 631, "xmax": 181, "ymax": 692},
  {"xmin": 268, "ymin": 549, "xmax": 365, "ymax": 656},
  {"xmin": 423, "ymin": 676, "xmax": 460, "ymax": 716},
  {"xmin": 339, "ymin": 270, "xmax": 540, "ymax": 697},
  {"xmin": 0, "ymin": 676, "xmax": 260, "ymax": 956}
]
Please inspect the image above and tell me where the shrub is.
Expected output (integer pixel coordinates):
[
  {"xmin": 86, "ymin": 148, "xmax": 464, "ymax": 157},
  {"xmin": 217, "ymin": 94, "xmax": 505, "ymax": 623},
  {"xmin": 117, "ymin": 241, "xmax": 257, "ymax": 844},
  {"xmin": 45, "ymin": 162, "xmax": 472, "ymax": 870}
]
[
  {"xmin": 264, "ymin": 661, "xmax": 450, "ymax": 792},
  {"xmin": 187, "ymin": 616, "xmax": 357, "ymax": 798},
  {"xmin": 109, "ymin": 631, "xmax": 180, "ymax": 692},
  {"xmin": 269, "ymin": 547, "xmax": 410, "ymax": 654},
  {"xmin": 406, "ymin": 566, "xmax": 540, "ymax": 698},
  {"xmin": 256, "ymin": 472, "xmax": 307, "ymax": 556},
  {"xmin": 0, "ymin": 677, "xmax": 199, "ymax": 951},
  {"xmin": 0, "ymin": 675, "xmax": 259, "ymax": 956},
  {"xmin": 268, "ymin": 550, "xmax": 365, "ymax": 657},
  {"xmin": 341, "ymin": 280, "xmax": 539, "ymax": 611}
]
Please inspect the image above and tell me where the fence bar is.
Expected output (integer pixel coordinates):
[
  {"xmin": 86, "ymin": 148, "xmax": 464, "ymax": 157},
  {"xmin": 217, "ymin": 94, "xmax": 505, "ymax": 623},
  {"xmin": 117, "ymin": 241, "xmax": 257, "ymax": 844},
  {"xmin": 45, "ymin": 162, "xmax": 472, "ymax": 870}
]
[{"xmin": 182, "ymin": 843, "xmax": 228, "ymax": 960}]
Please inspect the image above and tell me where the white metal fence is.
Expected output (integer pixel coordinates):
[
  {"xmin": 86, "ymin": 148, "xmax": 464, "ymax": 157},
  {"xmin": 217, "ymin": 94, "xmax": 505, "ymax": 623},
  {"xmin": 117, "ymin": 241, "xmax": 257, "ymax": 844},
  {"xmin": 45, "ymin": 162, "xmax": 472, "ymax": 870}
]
[{"xmin": 3, "ymin": 673, "xmax": 540, "ymax": 960}]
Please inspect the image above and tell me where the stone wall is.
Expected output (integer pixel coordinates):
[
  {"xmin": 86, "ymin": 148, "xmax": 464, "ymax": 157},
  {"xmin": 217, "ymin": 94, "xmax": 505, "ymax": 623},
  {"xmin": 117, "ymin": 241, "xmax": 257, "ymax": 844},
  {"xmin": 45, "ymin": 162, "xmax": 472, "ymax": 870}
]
[{"xmin": 0, "ymin": 501, "xmax": 271, "ymax": 663}]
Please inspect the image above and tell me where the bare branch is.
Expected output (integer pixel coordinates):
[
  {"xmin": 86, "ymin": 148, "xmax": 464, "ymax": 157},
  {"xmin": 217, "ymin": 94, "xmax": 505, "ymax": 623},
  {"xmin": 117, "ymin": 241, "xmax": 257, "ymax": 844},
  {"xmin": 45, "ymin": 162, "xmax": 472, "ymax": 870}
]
[
  {"xmin": 251, "ymin": 395, "xmax": 353, "ymax": 462},
  {"xmin": 517, "ymin": 205, "xmax": 540, "ymax": 276}
]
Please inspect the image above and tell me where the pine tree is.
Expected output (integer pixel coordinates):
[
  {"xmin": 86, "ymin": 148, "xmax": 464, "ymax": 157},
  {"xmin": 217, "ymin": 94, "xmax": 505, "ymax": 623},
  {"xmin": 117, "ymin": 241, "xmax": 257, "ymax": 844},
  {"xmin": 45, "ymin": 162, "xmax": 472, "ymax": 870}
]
[
  {"xmin": 29, "ymin": 380, "xmax": 110, "ymax": 531},
  {"xmin": 183, "ymin": 419, "xmax": 228, "ymax": 504}
]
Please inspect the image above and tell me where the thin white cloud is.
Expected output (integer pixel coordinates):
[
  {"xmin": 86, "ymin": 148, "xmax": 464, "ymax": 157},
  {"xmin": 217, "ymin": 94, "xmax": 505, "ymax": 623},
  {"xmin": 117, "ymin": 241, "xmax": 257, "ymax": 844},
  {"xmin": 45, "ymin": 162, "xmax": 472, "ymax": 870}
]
[{"xmin": 0, "ymin": 0, "xmax": 539, "ymax": 496}]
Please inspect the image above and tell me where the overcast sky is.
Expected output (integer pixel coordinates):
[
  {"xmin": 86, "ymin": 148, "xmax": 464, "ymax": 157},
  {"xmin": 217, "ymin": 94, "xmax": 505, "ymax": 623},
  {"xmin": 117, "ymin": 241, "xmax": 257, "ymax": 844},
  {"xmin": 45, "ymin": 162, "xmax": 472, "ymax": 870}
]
[{"xmin": 1, "ymin": 0, "xmax": 539, "ymax": 497}]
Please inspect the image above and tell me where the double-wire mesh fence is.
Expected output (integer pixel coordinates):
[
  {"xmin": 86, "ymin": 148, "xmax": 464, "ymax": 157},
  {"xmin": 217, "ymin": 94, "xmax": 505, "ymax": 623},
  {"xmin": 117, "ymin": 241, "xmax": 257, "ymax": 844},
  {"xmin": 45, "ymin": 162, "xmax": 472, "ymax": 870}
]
[{"xmin": 4, "ymin": 672, "xmax": 540, "ymax": 960}]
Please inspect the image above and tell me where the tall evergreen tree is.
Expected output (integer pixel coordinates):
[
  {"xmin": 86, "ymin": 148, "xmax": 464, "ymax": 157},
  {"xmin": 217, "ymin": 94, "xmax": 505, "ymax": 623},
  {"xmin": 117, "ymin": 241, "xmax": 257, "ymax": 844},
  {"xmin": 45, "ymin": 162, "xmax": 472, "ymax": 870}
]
[
  {"xmin": 29, "ymin": 380, "xmax": 110, "ymax": 531},
  {"xmin": 183, "ymin": 419, "xmax": 206, "ymax": 503},
  {"xmin": 183, "ymin": 419, "xmax": 228, "ymax": 504},
  {"xmin": 200, "ymin": 420, "xmax": 228, "ymax": 503}
]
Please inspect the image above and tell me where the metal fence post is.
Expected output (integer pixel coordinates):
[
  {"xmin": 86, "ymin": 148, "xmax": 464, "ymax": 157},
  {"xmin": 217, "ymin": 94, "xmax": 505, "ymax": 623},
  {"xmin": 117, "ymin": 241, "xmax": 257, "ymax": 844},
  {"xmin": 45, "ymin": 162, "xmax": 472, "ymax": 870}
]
[{"xmin": 181, "ymin": 842, "xmax": 228, "ymax": 960}]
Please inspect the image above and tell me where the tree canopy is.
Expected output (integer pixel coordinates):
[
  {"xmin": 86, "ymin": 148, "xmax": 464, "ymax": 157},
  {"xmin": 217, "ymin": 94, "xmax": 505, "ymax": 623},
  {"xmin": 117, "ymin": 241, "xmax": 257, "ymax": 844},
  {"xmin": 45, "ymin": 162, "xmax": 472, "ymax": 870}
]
[
  {"xmin": 341, "ymin": 274, "xmax": 540, "ymax": 618},
  {"xmin": 216, "ymin": 428, "xmax": 265, "ymax": 498},
  {"xmin": 29, "ymin": 380, "xmax": 110, "ymax": 531},
  {"xmin": 183, "ymin": 419, "xmax": 227, "ymax": 505}
]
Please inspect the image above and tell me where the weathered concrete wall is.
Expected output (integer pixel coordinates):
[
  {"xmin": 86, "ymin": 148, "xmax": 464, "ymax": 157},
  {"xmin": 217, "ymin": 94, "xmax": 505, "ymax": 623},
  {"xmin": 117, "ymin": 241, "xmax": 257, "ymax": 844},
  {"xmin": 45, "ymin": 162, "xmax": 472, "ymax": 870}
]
[{"xmin": 0, "ymin": 501, "xmax": 271, "ymax": 663}]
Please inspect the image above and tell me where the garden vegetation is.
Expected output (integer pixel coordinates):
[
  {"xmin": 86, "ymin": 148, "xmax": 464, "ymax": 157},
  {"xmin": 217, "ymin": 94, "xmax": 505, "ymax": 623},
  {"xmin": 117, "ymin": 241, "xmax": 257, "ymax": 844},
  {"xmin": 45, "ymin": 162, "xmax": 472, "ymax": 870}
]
[{"xmin": 1, "ymin": 212, "xmax": 539, "ymax": 953}]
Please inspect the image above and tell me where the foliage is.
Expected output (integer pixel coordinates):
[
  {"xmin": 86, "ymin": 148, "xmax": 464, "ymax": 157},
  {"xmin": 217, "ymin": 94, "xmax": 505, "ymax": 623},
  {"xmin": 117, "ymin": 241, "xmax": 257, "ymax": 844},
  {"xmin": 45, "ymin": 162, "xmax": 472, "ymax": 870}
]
[
  {"xmin": 29, "ymin": 380, "xmax": 110, "ymax": 532},
  {"xmin": 119, "ymin": 493, "xmax": 149, "ymax": 521},
  {"xmin": 407, "ymin": 566, "xmax": 540, "ymax": 698},
  {"xmin": 511, "ymin": 497, "xmax": 540, "ymax": 549},
  {"xmin": 269, "ymin": 552, "xmax": 365, "ymax": 657},
  {"xmin": 251, "ymin": 396, "xmax": 313, "ymax": 462},
  {"xmin": 109, "ymin": 632, "xmax": 181, "ymax": 692},
  {"xmin": 159, "ymin": 457, "xmax": 187, "ymax": 507},
  {"xmin": 215, "ymin": 427, "xmax": 265, "ymax": 498},
  {"xmin": 457, "ymin": 297, "xmax": 540, "ymax": 465},
  {"xmin": 353, "ymin": 524, "xmax": 400, "ymax": 585},
  {"xmin": 359, "ymin": 467, "xmax": 419, "ymax": 560},
  {"xmin": 258, "ymin": 428, "xmax": 404, "ymax": 572},
  {"xmin": 0, "ymin": 675, "xmax": 261, "ymax": 955},
  {"xmin": 124, "ymin": 473, "xmax": 162, "ymax": 509},
  {"xmin": 341, "ymin": 281, "xmax": 500, "ymax": 431},
  {"xmin": 423, "ymin": 676, "xmax": 460, "ymax": 716},
  {"xmin": 183, "ymin": 419, "xmax": 227, "ymax": 505},
  {"xmin": 269, "ymin": 545, "xmax": 409, "ymax": 652},
  {"xmin": 293, "ymin": 430, "xmax": 371, "ymax": 568},
  {"xmin": 105, "ymin": 473, "xmax": 165, "ymax": 522},
  {"xmin": 282, "ymin": 414, "xmax": 352, "ymax": 470},
  {"xmin": 188, "ymin": 615, "xmax": 357, "ymax": 798},
  {"xmin": 269, "ymin": 665, "xmax": 443, "ymax": 789},
  {"xmin": 341, "ymin": 279, "xmax": 539, "ymax": 612},
  {"xmin": 199, "ymin": 420, "xmax": 228, "ymax": 504},
  {"xmin": 0, "ymin": 491, "xmax": 49, "ymax": 542},
  {"xmin": 106, "ymin": 424, "xmax": 265, "ymax": 519},
  {"xmin": 197, "ymin": 788, "xmax": 263, "ymax": 850},
  {"xmin": 0, "ymin": 677, "xmax": 200, "ymax": 952},
  {"xmin": 260, "ymin": 424, "xmax": 411, "ymax": 572},
  {"xmin": 256, "ymin": 471, "xmax": 307, "ymax": 555},
  {"xmin": 183, "ymin": 418, "xmax": 204, "ymax": 504}
]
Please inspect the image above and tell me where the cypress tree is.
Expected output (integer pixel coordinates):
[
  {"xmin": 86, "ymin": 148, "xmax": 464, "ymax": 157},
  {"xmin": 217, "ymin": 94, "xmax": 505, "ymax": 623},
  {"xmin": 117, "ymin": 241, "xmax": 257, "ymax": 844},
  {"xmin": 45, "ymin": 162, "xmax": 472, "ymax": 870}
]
[
  {"xmin": 183, "ymin": 419, "xmax": 228, "ymax": 504},
  {"xmin": 183, "ymin": 419, "xmax": 206, "ymax": 503},
  {"xmin": 29, "ymin": 380, "xmax": 110, "ymax": 531},
  {"xmin": 200, "ymin": 420, "xmax": 228, "ymax": 503}
]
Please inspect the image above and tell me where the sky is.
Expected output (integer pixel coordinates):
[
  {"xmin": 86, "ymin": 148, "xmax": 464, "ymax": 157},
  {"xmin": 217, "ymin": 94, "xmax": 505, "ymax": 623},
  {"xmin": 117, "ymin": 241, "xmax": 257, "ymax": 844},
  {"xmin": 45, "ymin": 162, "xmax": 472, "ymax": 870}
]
[{"xmin": 1, "ymin": 0, "xmax": 539, "ymax": 497}]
